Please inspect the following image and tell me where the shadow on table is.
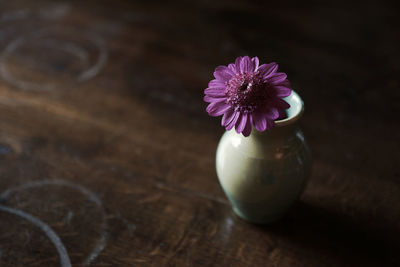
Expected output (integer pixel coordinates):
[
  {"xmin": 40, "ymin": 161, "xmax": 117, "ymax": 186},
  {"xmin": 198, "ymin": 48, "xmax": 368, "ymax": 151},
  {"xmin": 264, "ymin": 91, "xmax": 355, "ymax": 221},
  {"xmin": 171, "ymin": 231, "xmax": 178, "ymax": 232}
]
[{"xmin": 257, "ymin": 201, "xmax": 399, "ymax": 266}]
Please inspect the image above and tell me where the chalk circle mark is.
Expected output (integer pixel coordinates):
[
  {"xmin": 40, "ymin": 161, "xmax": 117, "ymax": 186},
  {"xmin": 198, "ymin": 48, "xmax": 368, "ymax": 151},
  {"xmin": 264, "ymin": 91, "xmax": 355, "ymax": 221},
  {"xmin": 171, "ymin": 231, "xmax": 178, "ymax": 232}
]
[
  {"xmin": 0, "ymin": 179, "xmax": 108, "ymax": 266},
  {"xmin": 0, "ymin": 26, "xmax": 108, "ymax": 91},
  {"xmin": 0, "ymin": 204, "xmax": 72, "ymax": 267}
]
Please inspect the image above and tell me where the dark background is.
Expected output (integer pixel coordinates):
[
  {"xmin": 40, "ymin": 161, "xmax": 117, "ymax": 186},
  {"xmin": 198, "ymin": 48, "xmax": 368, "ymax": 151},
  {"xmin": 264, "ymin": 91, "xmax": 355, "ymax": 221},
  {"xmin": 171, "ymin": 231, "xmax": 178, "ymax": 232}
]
[{"xmin": 0, "ymin": 0, "xmax": 399, "ymax": 266}]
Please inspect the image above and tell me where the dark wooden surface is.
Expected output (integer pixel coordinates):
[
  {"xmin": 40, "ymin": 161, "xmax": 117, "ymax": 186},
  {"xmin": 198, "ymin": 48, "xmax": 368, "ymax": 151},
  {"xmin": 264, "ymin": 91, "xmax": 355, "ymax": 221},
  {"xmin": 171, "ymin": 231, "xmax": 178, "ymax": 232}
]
[{"xmin": 0, "ymin": 0, "xmax": 399, "ymax": 266}]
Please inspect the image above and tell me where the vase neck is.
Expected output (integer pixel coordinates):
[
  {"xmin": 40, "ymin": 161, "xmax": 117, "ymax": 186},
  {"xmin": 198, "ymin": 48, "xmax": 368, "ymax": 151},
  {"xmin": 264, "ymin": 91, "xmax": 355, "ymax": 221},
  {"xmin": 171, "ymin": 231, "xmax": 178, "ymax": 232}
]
[
  {"xmin": 251, "ymin": 123, "xmax": 299, "ymax": 141},
  {"xmin": 251, "ymin": 90, "xmax": 304, "ymax": 140}
]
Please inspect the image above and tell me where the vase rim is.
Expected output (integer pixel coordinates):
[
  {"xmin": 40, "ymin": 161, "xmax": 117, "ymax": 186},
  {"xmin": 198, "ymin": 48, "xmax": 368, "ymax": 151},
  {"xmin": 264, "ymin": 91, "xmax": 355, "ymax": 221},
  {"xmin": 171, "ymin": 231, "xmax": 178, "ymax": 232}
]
[{"xmin": 274, "ymin": 90, "xmax": 304, "ymax": 128}]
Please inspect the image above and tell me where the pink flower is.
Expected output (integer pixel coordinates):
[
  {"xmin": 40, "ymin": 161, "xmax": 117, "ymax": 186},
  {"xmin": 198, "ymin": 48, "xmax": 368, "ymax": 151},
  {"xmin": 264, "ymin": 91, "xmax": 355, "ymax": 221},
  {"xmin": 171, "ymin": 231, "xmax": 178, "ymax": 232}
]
[{"xmin": 204, "ymin": 56, "xmax": 291, "ymax": 137}]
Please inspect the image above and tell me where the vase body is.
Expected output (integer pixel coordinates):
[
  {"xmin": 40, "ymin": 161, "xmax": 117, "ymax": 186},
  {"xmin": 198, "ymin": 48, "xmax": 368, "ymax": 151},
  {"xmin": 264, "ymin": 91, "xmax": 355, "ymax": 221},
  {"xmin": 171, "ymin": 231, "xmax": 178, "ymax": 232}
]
[{"xmin": 216, "ymin": 91, "xmax": 311, "ymax": 224}]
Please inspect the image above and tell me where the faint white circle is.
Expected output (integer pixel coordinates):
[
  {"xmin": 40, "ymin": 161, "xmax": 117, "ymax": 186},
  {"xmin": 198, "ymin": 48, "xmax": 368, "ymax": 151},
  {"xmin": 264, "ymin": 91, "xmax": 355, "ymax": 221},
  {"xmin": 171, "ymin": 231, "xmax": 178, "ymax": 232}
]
[
  {"xmin": 0, "ymin": 204, "xmax": 72, "ymax": 267},
  {"xmin": 0, "ymin": 180, "xmax": 108, "ymax": 266},
  {"xmin": 0, "ymin": 26, "xmax": 108, "ymax": 91}
]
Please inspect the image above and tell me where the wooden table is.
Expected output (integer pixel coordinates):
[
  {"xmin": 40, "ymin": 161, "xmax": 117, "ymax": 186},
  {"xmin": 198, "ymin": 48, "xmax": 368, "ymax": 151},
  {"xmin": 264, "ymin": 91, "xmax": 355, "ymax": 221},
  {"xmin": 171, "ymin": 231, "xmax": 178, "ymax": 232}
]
[{"xmin": 0, "ymin": 0, "xmax": 399, "ymax": 266}]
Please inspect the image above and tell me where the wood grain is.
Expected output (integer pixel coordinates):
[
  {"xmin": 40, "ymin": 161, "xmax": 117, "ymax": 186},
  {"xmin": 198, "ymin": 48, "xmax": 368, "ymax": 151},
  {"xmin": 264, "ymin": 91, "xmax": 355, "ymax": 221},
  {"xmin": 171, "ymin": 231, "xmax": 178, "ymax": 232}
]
[{"xmin": 0, "ymin": 0, "xmax": 399, "ymax": 266}]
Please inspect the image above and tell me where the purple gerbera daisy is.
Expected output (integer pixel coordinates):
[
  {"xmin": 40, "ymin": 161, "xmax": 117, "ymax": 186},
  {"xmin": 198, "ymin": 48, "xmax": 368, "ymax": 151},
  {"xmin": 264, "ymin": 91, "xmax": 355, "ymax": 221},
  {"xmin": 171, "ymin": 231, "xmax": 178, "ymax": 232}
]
[{"xmin": 204, "ymin": 56, "xmax": 292, "ymax": 137}]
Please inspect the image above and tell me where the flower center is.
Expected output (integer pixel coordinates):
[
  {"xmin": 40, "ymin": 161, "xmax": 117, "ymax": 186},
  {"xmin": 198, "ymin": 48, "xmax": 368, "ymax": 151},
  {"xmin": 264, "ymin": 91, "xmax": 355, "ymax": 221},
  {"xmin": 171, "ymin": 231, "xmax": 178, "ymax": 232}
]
[
  {"xmin": 239, "ymin": 83, "xmax": 249, "ymax": 91},
  {"xmin": 226, "ymin": 72, "xmax": 270, "ymax": 113}
]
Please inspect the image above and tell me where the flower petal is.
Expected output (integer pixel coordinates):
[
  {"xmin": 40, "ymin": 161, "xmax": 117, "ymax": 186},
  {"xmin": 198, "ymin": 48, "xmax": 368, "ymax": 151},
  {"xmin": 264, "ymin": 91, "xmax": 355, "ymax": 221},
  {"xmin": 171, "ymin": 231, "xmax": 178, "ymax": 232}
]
[
  {"xmin": 279, "ymin": 80, "xmax": 291, "ymax": 88},
  {"xmin": 277, "ymin": 108, "xmax": 287, "ymax": 120},
  {"xmin": 266, "ymin": 119, "xmax": 275, "ymax": 130},
  {"xmin": 259, "ymin": 107, "xmax": 279, "ymax": 121},
  {"xmin": 253, "ymin": 112, "xmax": 267, "ymax": 132},
  {"xmin": 206, "ymin": 101, "xmax": 230, "ymax": 116},
  {"xmin": 242, "ymin": 116, "xmax": 253, "ymax": 136},
  {"xmin": 235, "ymin": 57, "xmax": 242, "ymax": 72},
  {"xmin": 272, "ymin": 98, "xmax": 291, "ymax": 109},
  {"xmin": 204, "ymin": 95, "xmax": 226, "ymax": 103},
  {"xmin": 273, "ymin": 85, "xmax": 291, "ymax": 97},
  {"xmin": 221, "ymin": 107, "xmax": 235, "ymax": 126},
  {"xmin": 226, "ymin": 111, "xmax": 240, "ymax": 130},
  {"xmin": 258, "ymin": 62, "xmax": 278, "ymax": 79},
  {"xmin": 204, "ymin": 87, "xmax": 226, "ymax": 96},
  {"xmin": 267, "ymin": 108, "xmax": 280, "ymax": 120},
  {"xmin": 240, "ymin": 56, "xmax": 253, "ymax": 73},
  {"xmin": 269, "ymin": 72, "xmax": 287, "ymax": 84},
  {"xmin": 208, "ymin": 79, "xmax": 226, "ymax": 89},
  {"xmin": 235, "ymin": 113, "xmax": 248, "ymax": 134},
  {"xmin": 228, "ymin": 63, "xmax": 236, "ymax": 72},
  {"xmin": 252, "ymin": 57, "xmax": 259, "ymax": 71},
  {"xmin": 214, "ymin": 66, "xmax": 235, "ymax": 82}
]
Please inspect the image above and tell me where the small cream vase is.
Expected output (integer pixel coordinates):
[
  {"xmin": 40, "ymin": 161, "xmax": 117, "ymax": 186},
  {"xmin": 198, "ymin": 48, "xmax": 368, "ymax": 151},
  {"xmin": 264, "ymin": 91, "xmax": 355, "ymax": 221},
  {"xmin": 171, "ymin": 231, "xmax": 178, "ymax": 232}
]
[{"xmin": 216, "ymin": 91, "xmax": 311, "ymax": 223}]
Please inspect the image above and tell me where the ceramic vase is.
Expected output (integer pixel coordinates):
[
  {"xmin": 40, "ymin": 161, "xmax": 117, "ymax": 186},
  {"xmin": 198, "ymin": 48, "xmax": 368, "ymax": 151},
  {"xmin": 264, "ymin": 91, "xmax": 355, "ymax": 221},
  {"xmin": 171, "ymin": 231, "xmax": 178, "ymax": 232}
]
[{"xmin": 216, "ymin": 91, "xmax": 311, "ymax": 224}]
